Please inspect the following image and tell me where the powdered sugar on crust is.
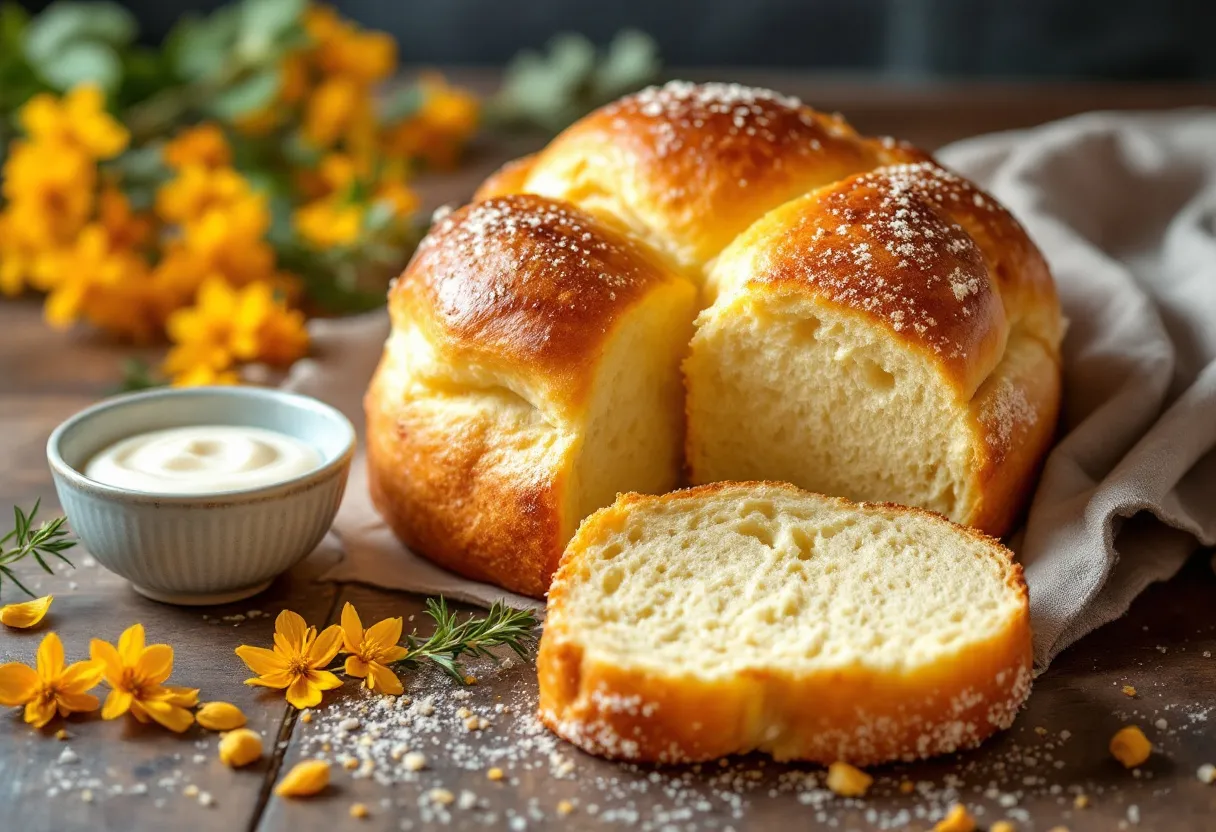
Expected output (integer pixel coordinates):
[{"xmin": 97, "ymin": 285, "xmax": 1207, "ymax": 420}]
[
  {"xmin": 756, "ymin": 162, "xmax": 997, "ymax": 360},
  {"xmin": 980, "ymin": 376, "xmax": 1039, "ymax": 461},
  {"xmin": 403, "ymin": 194, "xmax": 668, "ymax": 364}
]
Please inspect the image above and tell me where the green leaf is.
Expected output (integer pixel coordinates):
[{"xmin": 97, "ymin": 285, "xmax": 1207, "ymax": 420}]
[
  {"xmin": 37, "ymin": 40, "xmax": 122, "ymax": 93},
  {"xmin": 380, "ymin": 83, "xmax": 425, "ymax": 123},
  {"xmin": 23, "ymin": 1, "xmax": 136, "ymax": 66},
  {"xmin": 165, "ymin": 9, "xmax": 239, "ymax": 83},
  {"xmin": 592, "ymin": 30, "xmax": 660, "ymax": 100},
  {"xmin": 114, "ymin": 359, "xmax": 164, "ymax": 393},
  {"xmin": 0, "ymin": 3, "xmax": 29, "ymax": 51},
  {"xmin": 237, "ymin": 0, "xmax": 306, "ymax": 61},
  {"xmin": 208, "ymin": 67, "xmax": 279, "ymax": 120}
]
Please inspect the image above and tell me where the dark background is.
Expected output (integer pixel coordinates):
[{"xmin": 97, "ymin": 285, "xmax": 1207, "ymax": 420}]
[{"xmin": 16, "ymin": 0, "xmax": 1216, "ymax": 79}]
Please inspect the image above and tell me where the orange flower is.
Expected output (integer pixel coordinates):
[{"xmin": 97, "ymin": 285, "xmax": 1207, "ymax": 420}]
[
  {"xmin": 0, "ymin": 632, "xmax": 102, "ymax": 728},
  {"xmin": 339, "ymin": 603, "xmax": 408, "ymax": 695},
  {"xmin": 235, "ymin": 610, "xmax": 343, "ymax": 709},
  {"xmin": 303, "ymin": 77, "xmax": 374, "ymax": 149},
  {"xmin": 294, "ymin": 197, "xmax": 363, "ymax": 248},
  {"xmin": 90, "ymin": 624, "xmax": 199, "ymax": 732},
  {"xmin": 383, "ymin": 74, "xmax": 479, "ymax": 169},
  {"xmin": 163, "ymin": 124, "xmax": 231, "ymax": 170},
  {"xmin": 19, "ymin": 84, "xmax": 128, "ymax": 160}
]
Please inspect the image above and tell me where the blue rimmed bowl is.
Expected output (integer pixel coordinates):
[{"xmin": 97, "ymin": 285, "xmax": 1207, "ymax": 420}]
[{"xmin": 46, "ymin": 386, "xmax": 355, "ymax": 606}]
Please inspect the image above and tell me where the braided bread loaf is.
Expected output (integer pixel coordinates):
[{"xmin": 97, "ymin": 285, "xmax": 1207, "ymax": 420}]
[{"xmin": 366, "ymin": 82, "xmax": 1063, "ymax": 597}]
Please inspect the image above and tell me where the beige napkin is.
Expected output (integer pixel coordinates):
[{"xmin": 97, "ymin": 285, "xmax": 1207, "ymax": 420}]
[{"xmin": 287, "ymin": 109, "xmax": 1216, "ymax": 666}]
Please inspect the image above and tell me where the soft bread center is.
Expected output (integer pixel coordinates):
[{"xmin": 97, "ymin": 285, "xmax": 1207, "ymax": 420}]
[{"xmin": 558, "ymin": 487, "xmax": 1021, "ymax": 677}]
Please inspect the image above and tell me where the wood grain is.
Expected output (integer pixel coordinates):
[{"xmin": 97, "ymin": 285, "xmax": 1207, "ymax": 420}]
[{"xmin": 2, "ymin": 76, "xmax": 1216, "ymax": 831}]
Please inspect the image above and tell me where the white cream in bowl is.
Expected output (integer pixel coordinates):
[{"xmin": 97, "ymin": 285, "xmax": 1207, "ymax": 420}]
[{"xmin": 85, "ymin": 425, "xmax": 320, "ymax": 494}]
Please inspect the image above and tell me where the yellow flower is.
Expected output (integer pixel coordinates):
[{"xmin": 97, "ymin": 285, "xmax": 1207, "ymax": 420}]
[
  {"xmin": 0, "ymin": 595, "xmax": 53, "ymax": 629},
  {"xmin": 156, "ymin": 165, "xmax": 253, "ymax": 225},
  {"xmin": 90, "ymin": 623, "xmax": 199, "ymax": 733},
  {"xmin": 0, "ymin": 632, "xmax": 102, "ymax": 728},
  {"xmin": 279, "ymin": 53, "xmax": 311, "ymax": 105},
  {"xmin": 303, "ymin": 77, "xmax": 374, "ymax": 149},
  {"xmin": 375, "ymin": 180, "xmax": 419, "ymax": 218},
  {"xmin": 304, "ymin": 5, "xmax": 396, "ymax": 84},
  {"xmin": 383, "ymin": 74, "xmax": 479, "ymax": 169},
  {"xmin": 339, "ymin": 603, "xmax": 408, "ymax": 695},
  {"xmin": 170, "ymin": 364, "xmax": 242, "ymax": 388},
  {"xmin": 2, "ymin": 140, "xmax": 96, "ymax": 249},
  {"xmin": 36, "ymin": 224, "xmax": 161, "ymax": 342},
  {"xmin": 163, "ymin": 124, "xmax": 231, "ymax": 170},
  {"xmin": 274, "ymin": 758, "xmax": 330, "ymax": 797},
  {"xmin": 163, "ymin": 277, "xmax": 309, "ymax": 385},
  {"xmin": 235, "ymin": 610, "xmax": 343, "ymax": 709},
  {"xmin": 98, "ymin": 187, "xmax": 153, "ymax": 250},
  {"xmin": 294, "ymin": 196, "xmax": 363, "ymax": 248},
  {"xmin": 20, "ymin": 84, "xmax": 128, "ymax": 160}
]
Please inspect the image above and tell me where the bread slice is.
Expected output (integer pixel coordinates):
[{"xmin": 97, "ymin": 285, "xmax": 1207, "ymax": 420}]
[{"xmin": 539, "ymin": 482, "xmax": 1032, "ymax": 765}]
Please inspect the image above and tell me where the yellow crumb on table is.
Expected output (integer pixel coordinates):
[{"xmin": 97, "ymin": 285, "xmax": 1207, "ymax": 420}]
[
  {"xmin": 1121, "ymin": 684, "xmax": 1137, "ymax": 697},
  {"xmin": 826, "ymin": 761, "xmax": 872, "ymax": 797},
  {"xmin": 932, "ymin": 803, "xmax": 975, "ymax": 832},
  {"xmin": 1073, "ymin": 793, "xmax": 1090, "ymax": 809},
  {"xmin": 487, "ymin": 767, "xmax": 505, "ymax": 781},
  {"xmin": 342, "ymin": 756, "xmax": 360, "ymax": 771},
  {"xmin": 218, "ymin": 728, "xmax": 263, "ymax": 768},
  {"xmin": 463, "ymin": 675, "xmax": 477, "ymax": 685},
  {"xmin": 1110, "ymin": 725, "xmax": 1152, "ymax": 768},
  {"xmin": 300, "ymin": 709, "xmax": 312, "ymax": 724},
  {"xmin": 349, "ymin": 803, "xmax": 369, "ymax": 819},
  {"xmin": 990, "ymin": 821, "xmax": 1017, "ymax": 832},
  {"xmin": 556, "ymin": 799, "xmax": 575, "ymax": 816},
  {"xmin": 55, "ymin": 729, "xmax": 70, "ymax": 741},
  {"xmin": 899, "ymin": 779, "xmax": 915, "ymax": 795}
]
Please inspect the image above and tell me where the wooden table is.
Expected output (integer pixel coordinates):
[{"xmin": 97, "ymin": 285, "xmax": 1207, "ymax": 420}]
[{"xmin": 3, "ymin": 77, "xmax": 1216, "ymax": 832}]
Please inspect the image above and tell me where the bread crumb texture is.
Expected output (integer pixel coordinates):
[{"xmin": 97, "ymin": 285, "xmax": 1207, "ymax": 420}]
[
  {"xmin": 540, "ymin": 482, "xmax": 1032, "ymax": 765},
  {"xmin": 933, "ymin": 802, "xmax": 976, "ymax": 832},
  {"xmin": 826, "ymin": 762, "xmax": 873, "ymax": 797}
]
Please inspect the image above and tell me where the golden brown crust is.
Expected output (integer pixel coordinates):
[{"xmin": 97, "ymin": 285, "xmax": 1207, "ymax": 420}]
[
  {"xmin": 365, "ymin": 355, "xmax": 569, "ymax": 597},
  {"xmin": 369, "ymin": 194, "xmax": 692, "ymax": 597},
  {"xmin": 395, "ymin": 194, "xmax": 682, "ymax": 415},
  {"xmin": 539, "ymin": 482, "xmax": 1033, "ymax": 765},
  {"xmin": 490, "ymin": 81, "xmax": 891, "ymax": 270}
]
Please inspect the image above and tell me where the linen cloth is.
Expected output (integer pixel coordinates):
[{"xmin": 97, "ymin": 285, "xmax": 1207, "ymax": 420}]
[{"xmin": 286, "ymin": 110, "xmax": 1216, "ymax": 666}]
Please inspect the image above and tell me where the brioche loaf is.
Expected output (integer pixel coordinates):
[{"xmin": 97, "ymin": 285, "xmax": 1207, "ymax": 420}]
[
  {"xmin": 365, "ymin": 195, "xmax": 696, "ymax": 596},
  {"xmin": 369, "ymin": 81, "xmax": 1063, "ymax": 594},
  {"xmin": 539, "ymin": 482, "xmax": 1033, "ymax": 764}
]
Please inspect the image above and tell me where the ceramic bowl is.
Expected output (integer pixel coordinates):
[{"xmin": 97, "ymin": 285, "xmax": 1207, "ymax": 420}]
[{"xmin": 46, "ymin": 386, "xmax": 355, "ymax": 605}]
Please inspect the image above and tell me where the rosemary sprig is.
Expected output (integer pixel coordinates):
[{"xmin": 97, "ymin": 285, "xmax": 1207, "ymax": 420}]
[
  {"xmin": 399, "ymin": 597, "xmax": 539, "ymax": 682},
  {"xmin": 0, "ymin": 500, "xmax": 76, "ymax": 598}
]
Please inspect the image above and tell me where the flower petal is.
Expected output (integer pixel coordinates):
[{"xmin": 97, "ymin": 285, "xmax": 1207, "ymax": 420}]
[
  {"xmin": 117, "ymin": 623, "xmax": 146, "ymax": 665},
  {"xmin": 36, "ymin": 631, "xmax": 65, "ymax": 678},
  {"xmin": 307, "ymin": 624, "xmax": 343, "ymax": 667},
  {"xmin": 55, "ymin": 690, "xmax": 99, "ymax": 716},
  {"xmin": 344, "ymin": 655, "xmax": 369, "ymax": 678},
  {"xmin": 245, "ymin": 670, "xmax": 295, "ymax": 689},
  {"xmin": 285, "ymin": 675, "xmax": 322, "ymax": 709},
  {"xmin": 0, "ymin": 662, "xmax": 38, "ymax": 706},
  {"xmin": 381, "ymin": 645, "xmax": 409, "ymax": 664},
  {"xmin": 309, "ymin": 669, "xmax": 343, "ymax": 691},
  {"xmin": 159, "ymin": 685, "xmax": 200, "ymax": 707},
  {"xmin": 25, "ymin": 696, "xmax": 57, "ymax": 728},
  {"xmin": 129, "ymin": 700, "xmax": 151, "ymax": 723},
  {"xmin": 89, "ymin": 638, "xmax": 125, "ymax": 685},
  {"xmin": 137, "ymin": 643, "xmax": 174, "ymax": 685},
  {"xmin": 235, "ymin": 645, "xmax": 289, "ymax": 676},
  {"xmin": 58, "ymin": 659, "xmax": 103, "ymax": 693},
  {"xmin": 367, "ymin": 662, "xmax": 403, "ymax": 696},
  {"xmin": 365, "ymin": 616, "xmax": 403, "ymax": 652},
  {"xmin": 275, "ymin": 609, "xmax": 308, "ymax": 649},
  {"xmin": 102, "ymin": 688, "xmax": 133, "ymax": 719},
  {"xmin": 138, "ymin": 697, "xmax": 194, "ymax": 733},
  {"xmin": 0, "ymin": 594, "xmax": 52, "ymax": 628},
  {"xmin": 340, "ymin": 602, "xmax": 363, "ymax": 653}
]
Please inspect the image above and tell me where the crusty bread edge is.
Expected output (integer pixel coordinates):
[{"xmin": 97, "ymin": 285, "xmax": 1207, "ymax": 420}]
[{"xmin": 539, "ymin": 481, "xmax": 1033, "ymax": 765}]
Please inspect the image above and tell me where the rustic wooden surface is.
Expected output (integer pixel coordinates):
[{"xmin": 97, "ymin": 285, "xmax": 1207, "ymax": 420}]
[{"xmin": 3, "ymin": 76, "xmax": 1216, "ymax": 832}]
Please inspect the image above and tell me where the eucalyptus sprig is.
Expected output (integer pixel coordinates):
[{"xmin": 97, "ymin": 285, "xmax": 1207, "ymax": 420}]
[
  {"xmin": 0, "ymin": 500, "xmax": 76, "ymax": 598},
  {"xmin": 399, "ymin": 597, "xmax": 539, "ymax": 682}
]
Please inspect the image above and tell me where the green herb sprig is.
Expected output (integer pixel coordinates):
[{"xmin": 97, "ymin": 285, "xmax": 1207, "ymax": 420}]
[
  {"xmin": 398, "ymin": 597, "xmax": 539, "ymax": 682},
  {"xmin": 0, "ymin": 500, "xmax": 76, "ymax": 598}
]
